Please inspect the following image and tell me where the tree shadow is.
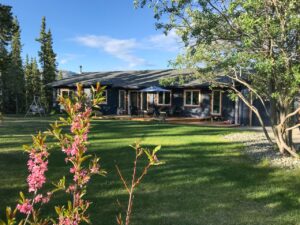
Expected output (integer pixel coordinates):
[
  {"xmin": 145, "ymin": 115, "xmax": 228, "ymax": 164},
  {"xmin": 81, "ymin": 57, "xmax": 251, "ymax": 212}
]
[{"xmin": 1, "ymin": 118, "xmax": 300, "ymax": 225}]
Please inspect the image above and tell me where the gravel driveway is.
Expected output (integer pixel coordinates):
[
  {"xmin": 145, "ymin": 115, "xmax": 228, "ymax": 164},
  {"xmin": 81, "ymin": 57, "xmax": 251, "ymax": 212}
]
[{"xmin": 224, "ymin": 127, "xmax": 300, "ymax": 169}]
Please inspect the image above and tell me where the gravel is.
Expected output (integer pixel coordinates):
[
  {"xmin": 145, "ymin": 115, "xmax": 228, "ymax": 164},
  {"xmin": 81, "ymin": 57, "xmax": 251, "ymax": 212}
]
[{"xmin": 224, "ymin": 132, "xmax": 300, "ymax": 169}]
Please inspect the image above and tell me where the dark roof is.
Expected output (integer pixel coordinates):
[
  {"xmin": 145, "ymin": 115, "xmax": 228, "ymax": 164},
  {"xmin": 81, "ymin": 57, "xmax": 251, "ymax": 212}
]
[{"xmin": 48, "ymin": 69, "xmax": 230, "ymax": 89}]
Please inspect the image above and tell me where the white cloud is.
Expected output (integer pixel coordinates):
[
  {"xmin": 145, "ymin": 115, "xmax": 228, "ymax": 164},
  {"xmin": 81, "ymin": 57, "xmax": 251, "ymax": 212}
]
[
  {"xmin": 146, "ymin": 30, "xmax": 183, "ymax": 52},
  {"xmin": 73, "ymin": 31, "xmax": 182, "ymax": 69},
  {"xmin": 59, "ymin": 53, "xmax": 83, "ymax": 65},
  {"xmin": 74, "ymin": 35, "xmax": 149, "ymax": 68}
]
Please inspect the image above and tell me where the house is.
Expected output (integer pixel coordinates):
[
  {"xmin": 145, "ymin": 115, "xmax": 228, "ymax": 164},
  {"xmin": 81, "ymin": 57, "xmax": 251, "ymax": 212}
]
[{"xmin": 48, "ymin": 69, "xmax": 269, "ymax": 126}]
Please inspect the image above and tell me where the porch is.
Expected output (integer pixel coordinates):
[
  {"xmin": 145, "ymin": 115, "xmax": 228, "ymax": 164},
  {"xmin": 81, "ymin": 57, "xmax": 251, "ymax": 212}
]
[{"xmin": 93, "ymin": 114, "xmax": 238, "ymax": 127}]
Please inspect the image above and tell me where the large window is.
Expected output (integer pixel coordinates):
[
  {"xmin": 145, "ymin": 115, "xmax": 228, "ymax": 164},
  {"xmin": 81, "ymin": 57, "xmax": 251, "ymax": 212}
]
[
  {"xmin": 60, "ymin": 89, "xmax": 72, "ymax": 98},
  {"xmin": 211, "ymin": 90, "xmax": 222, "ymax": 115},
  {"xmin": 119, "ymin": 90, "xmax": 126, "ymax": 109},
  {"xmin": 158, "ymin": 92, "xmax": 171, "ymax": 105},
  {"xmin": 184, "ymin": 90, "xmax": 200, "ymax": 106}
]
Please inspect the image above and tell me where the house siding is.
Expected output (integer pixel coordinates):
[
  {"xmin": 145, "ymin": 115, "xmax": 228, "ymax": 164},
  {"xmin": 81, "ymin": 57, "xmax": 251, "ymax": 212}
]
[
  {"xmin": 56, "ymin": 86, "xmax": 237, "ymax": 122},
  {"xmin": 99, "ymin": 87, "xmax": 119, "ymax": 115}
]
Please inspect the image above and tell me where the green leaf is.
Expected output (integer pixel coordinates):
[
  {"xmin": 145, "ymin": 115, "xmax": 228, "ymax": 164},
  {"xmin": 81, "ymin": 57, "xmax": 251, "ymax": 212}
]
[
  {"xmin": 80, "ymin": 155, "xmax": 92, "ymax": 163},
  {"xmin": 153, "ymin": 145, "xmax": 161, "ymax": 155},
  {"xmin": 19, "ymin": 192, "xmax": 25, "ymax": 202},
  {"xmin": 54, "ymin": 206, "xmax": 61, "ymax": 215}
]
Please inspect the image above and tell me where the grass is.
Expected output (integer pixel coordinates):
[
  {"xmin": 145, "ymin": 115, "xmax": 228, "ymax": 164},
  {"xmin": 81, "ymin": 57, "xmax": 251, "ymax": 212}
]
[{"xmin": 1, "ymin": 116, "xmax": 300, "ymax": 225}]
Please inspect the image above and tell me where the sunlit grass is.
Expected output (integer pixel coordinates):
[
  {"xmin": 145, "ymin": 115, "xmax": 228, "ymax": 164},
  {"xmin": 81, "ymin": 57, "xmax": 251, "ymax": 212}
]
[{"xmin": 1, "ymin": 117, "xmax": 300, "ymax": 224}]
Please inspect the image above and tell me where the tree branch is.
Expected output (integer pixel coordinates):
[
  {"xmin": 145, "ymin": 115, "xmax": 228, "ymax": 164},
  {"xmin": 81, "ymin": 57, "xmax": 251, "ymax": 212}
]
[{"xmin": 115, "ymin": 165, "xmax": 130, "ymax": 194}]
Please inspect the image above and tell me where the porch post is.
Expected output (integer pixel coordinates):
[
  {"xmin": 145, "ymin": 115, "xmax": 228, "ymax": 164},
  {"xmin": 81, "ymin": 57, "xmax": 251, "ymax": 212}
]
[{"xmin": 235, "ymin": 97, "xmax": 239, "ymax": 125}]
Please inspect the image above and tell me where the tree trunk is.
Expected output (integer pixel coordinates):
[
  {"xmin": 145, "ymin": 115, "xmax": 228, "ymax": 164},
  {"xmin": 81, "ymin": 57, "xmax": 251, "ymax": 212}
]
[{"xmin": 270, "ymin": 100, "xmax": 298, "ymax": 157}]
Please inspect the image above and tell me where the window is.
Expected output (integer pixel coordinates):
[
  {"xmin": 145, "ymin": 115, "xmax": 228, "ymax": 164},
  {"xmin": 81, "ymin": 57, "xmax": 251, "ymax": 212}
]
[
  {"xmin": 84, "ymin": 88, "xmax": 92, "ymax": 99},
  {"xmin": 184, "ymin": 90, "xmax": 200, "ymax": 106},
  {"xmin": 101, "ymin": 90, "xmax": 107, "ymax": 104},
  {"xmin": 60, "ymin": 89, "xmax": 72, "ymax": 98},
  {"xmin": 211, "ymin": 90, "xmax": 222, "ymax": 115},
  {"xmin": 119, "ymin": 90, "xmax": 126, "ymax": 109},
  {"xmin": 158, "ymin": 92, "xmax": 171, "ymax": 105}
]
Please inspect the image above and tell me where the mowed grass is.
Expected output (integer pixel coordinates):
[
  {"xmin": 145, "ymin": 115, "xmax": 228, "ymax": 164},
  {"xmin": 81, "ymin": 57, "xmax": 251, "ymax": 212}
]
[{"xmin": 1, "ymin": 117, "xmax": 300, "ymax": 225}]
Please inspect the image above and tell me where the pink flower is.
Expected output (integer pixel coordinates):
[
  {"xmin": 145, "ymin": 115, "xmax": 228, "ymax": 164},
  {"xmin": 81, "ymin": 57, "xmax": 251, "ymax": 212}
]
[
  {"xmin": 66, "ymin": 184, "xmax": 76, "ymax": 193},
  {"xmin": 41, "ymin": 192, "xmax": 52, "ymax": 204},
  {"xmin": 62, "ymin": 147, "xmax": 72, "ymax": 156},
  {"xmin": 90, "ymin": 164, "xmax": 99, "ymax": 174},
  {"xmin": 27, "ymin": 151, "xmax": 48, "ymax": 193},
  {"xmin": 34, "ymin": 194, "xmax": 43, "ymax": 203},
  {"xmin": 70, "ymin": 167, "xmax": 76, "ymax": 173},
  {"xmin": 17, "ymin": 199, "xmax": 32, "ymax": 215}
]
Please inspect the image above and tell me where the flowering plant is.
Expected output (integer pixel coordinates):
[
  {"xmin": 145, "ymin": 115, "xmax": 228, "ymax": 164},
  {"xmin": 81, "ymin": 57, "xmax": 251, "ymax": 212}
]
[
  {"xmin": 0, "ymin": 83, "xmax": 106, "ymax": 225},
  {"xmin": 0, "ymin": 83, "xmax": 164, "ymax": 225}
]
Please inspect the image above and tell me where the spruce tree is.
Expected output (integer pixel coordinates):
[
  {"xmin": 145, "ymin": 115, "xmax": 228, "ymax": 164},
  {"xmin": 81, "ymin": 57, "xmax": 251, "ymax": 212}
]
[
  {"xmin": 7, "ymin": 17, "xmax": 25, "ymax": 113},
  {"xmin": 57, "ymin": 70, "xmax": 63, "ymax": 80},
  {"xmin": 36, "ymin": 16, "xmax": 57, "ymax": 112},
  {"xmin": 0, "ymin": 4, "xmax": 13, "ymax": 113},
  {"xmin": 24, "ymin": 55, "xmax": 31, "ymax": 108},
  {"xmin": 25, "ymin": 56, "xmax": 41, "ymax": 108}
]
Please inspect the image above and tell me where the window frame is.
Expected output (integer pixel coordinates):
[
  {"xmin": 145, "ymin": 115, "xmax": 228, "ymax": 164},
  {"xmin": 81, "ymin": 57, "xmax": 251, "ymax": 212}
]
[
  {"xmin": 140, "ymin": 92, "xmax": 148, "ymax": 110},
  {"xmin": 59, "ymin": 88, "xmax": 71, "ymax": 98},
  {"xmin": 157, "ymin": 91, "xmax": 172, "ymax": 106},
  {"xmin": 211, "ymin": 90, "xmax": 222, "ymax": 115},
  {"xmin": 184, "ymin": 90, "xmax": 201, "ymax": 107}
]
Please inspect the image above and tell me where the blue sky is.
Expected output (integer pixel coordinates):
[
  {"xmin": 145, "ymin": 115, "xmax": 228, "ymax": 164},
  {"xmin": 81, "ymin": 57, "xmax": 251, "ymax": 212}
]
[{"xmin": 1, "ymin": 0, "xmax": 181, "ymax": 73}]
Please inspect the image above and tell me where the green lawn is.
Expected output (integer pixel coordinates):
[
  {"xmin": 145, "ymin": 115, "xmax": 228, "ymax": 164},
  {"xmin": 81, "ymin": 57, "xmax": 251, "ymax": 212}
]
[{"xmin": 1, "ymin": 117, "xmax": 300, "ymax": 225}]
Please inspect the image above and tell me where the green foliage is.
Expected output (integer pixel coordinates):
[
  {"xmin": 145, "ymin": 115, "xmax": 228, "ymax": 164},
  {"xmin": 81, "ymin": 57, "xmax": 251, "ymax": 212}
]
[
  {"xmin": 137, "ymin": 0, "xmax": 300, "ymax": 102},
  {"xmin": 137, "ymin": 0, "xmax": 300, "ymax": 152},
  {"xmin": 0, "ymin": 4, "xmax": 13, "ymax": 113},
  {"xmin": 5, "ymin": 18, "xmax": 25, "ymax": 113},
  {"xmin": 0, "ymin": 5, "xmax": 26, "ymax": 114},
  {"xmin": 36, "ymin": 16, "xmax": 57, "ymax": 112},
  {"xmin": 57, "ymin": 70, "xmax": 63, "ymax": 80},
  {"xmin": 25, "ymin": 56, "xmax": 42, "ymax": 108}
]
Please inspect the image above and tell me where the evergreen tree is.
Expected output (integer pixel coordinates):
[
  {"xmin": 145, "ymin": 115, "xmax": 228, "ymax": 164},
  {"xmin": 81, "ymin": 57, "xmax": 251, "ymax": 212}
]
[
  {"xmin": 0, "ymin": 4, "xmax": 13, "ymax": 113},
  {"xmin": 25, "ymin": 56, "xmax": 41, "ymax": 108},
  {"xmin": 7, "ymin": 17, "xmax": 25, "ymax": 113},
  {"xmin": 36, "ymin": 16, "xmax": 57, "ymax": 112},
  {"xmin": 57, "ymin": 70, "xmax": 63, "ymax": 80}
]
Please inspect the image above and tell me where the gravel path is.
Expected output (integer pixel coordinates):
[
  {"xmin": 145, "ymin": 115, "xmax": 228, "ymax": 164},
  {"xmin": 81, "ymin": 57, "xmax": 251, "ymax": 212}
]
[{"xmin": 224, "ymin": 132, "xmax": 300, "ymax": 169}]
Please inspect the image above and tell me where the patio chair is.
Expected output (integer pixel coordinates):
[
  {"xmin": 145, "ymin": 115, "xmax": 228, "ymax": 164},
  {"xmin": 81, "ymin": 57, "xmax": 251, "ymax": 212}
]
[
  {"xmin": 153, "ymin": 111, "xmax": 167, "ymax": 123},
  {"xmin": 117, "ymin": 107, "xmax": 126, "ymax": 115},
  {"xmin": 130, "ymin": 106, "xmax": 138, "ymax": 116}
]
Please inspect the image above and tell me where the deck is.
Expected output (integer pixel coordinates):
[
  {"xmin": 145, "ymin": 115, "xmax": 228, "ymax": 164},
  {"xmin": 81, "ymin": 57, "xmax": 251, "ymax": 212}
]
[{"xmin": 93, "ymin": 115, "xmax": 239, "ymax": 127}]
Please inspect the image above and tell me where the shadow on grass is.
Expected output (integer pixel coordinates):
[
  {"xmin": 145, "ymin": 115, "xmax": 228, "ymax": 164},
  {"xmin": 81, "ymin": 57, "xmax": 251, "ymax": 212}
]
[{"xmin": 1, "ymin": 118, "xmax": 300, "ymax": 225}]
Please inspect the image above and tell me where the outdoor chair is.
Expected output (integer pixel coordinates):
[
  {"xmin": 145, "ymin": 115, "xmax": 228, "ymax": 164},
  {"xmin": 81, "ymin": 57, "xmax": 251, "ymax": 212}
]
[
  {"xmin": 144, "ymin": 107, "xmax": 155, "ymax": 117},
  {"xmin": 153, "ymin": 111, "xmax": 167, "ymax": 123},
  {"xmin": 130, "ymin": 106, "xmax": 138, "ymax": 116},
  {"xmin": 117, "ymin": 107, "xmax": 126, "ymax": 115}
]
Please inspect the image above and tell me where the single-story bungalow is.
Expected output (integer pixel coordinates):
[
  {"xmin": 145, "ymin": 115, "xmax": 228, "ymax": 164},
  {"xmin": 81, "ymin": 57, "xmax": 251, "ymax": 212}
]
[{"xmin": 48, "ymin": 69, "xmax": 269, "ymax": 126}]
